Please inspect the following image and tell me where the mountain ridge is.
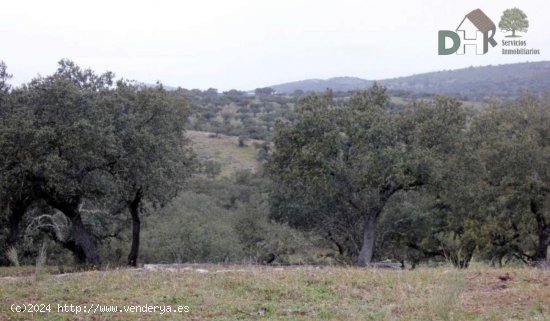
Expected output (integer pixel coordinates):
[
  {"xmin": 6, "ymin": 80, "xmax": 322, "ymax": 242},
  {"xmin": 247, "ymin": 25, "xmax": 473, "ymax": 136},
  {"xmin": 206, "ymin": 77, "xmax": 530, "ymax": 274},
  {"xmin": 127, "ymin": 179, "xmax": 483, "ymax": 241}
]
[{"xmin": 268, "ymin": 61, "xmax": 550, "ymax": 100}]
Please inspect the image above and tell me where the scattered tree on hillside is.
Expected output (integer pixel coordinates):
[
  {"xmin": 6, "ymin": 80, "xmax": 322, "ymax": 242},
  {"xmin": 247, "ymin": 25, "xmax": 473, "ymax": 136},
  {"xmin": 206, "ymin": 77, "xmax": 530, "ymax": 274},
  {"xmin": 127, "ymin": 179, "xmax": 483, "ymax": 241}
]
[
  {"xmin": 255, "ymin": 87, "xmax": 275, "ymax": 96},
  {"xmin": 267, "ymin": 85, "xmax": 466, "ymax": 265},
  {"xmin": 111, "ymin": 81, "xmax": 195, "ymax": 266},
  {"xmin": 0, "ymin": 60, "xmax": 195, "ymax": 265},
  {"xmin": 470, "ymin": 95, "xmax": 549, "ymax": 263}
]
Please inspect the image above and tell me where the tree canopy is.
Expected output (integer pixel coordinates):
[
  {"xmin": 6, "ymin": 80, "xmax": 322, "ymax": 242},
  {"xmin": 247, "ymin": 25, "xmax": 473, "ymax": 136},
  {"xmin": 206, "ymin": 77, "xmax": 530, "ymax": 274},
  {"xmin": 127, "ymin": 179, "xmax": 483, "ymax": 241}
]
[
  {"xmin": 1, "ymin": 61, "xmax": 548, "ymax": 268},
  {"xmin": 499, "ymin": 8, "xmax": 529, "ymax": 37},
  {"xmin": 0, "ymin": 60, "xmax": 195, "ymax": 265},
  {"xmin": 267, "ymin": 85, "xmax": 468, "ymax": 265}
]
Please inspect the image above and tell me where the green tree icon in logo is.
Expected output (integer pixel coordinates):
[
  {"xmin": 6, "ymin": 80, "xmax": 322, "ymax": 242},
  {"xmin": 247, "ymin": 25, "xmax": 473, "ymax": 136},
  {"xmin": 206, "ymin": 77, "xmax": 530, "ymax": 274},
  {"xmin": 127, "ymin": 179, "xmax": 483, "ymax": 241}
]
[{"xmin": 499, "ymin": 8, "xmax": 529, "ymax": 38}]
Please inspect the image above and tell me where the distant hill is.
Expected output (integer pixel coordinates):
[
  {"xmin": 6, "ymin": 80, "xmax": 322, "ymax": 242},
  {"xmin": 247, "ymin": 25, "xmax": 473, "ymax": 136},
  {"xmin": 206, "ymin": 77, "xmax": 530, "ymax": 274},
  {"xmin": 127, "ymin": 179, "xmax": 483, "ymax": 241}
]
[
  {"xmin": 270, "ymin": 61, "xmax": 550, "ymax": 100},
  {"xmin": 271, "ymin": 77, "xmax": 372, "ymax": 93}
]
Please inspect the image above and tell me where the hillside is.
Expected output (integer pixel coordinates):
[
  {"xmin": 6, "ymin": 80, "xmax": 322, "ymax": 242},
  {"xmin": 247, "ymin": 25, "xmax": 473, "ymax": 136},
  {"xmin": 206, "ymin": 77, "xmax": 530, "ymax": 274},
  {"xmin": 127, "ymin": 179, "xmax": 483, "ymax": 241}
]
[
  {"xmin": 381, "ymin": 61, "xmax": 550, "ymax": 100},
  {"xmin": 270, "ymin": 61, "xmax": 550, "ymax": 100},
  {"xmin": 187, "ymin": 130, "xmax": 262, "ymax": 177},
  {"xmin": 271, "ymin": 77, "xmax": 372, "ymax": 93}
]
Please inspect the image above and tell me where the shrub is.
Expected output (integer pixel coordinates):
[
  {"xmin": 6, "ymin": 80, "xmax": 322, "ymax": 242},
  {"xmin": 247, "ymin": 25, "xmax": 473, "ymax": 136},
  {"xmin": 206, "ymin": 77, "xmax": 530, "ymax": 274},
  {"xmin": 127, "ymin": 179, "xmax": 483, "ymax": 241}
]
[{"xmin": 140, "ymin": 192, "xmax": 244, "ymax": 263}]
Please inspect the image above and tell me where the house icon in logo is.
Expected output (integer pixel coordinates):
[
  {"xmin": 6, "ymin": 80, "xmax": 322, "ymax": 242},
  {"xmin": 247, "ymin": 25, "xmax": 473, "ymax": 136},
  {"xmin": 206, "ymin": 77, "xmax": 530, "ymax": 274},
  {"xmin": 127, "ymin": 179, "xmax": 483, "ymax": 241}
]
[
  {"xmin": 456, "ymin": 9, "xmax": 498, "ymax": 54},
  {"xmin": 438, "ymin": 9, "xmax": 497, "ymax": 55}
]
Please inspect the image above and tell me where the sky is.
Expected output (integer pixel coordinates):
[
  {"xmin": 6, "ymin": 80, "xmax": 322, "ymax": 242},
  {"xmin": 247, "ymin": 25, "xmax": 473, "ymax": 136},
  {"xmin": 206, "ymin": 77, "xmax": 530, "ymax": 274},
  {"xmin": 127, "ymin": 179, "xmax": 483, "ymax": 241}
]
[{"xmin": 1, "ymin": 0, "xmax": 549, "ymax": 91}]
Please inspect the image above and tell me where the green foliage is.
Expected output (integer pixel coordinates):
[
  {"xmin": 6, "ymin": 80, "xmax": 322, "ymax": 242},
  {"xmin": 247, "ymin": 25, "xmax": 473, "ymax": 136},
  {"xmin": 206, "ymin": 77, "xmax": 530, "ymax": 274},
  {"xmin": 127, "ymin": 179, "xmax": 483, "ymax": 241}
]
[
  {"xmin": 499, "ymin": 8, "xmax": 529, "ymax": 37},
  {"xmin": 238, "ymin": 135, "xmax": 248, "ymax": 147},
  {"xmin": 2, "ymin": 60, "xmax": 549, "ymax": 269},
  {"xmin": 0, "ymin": 60, "xmax": 122, "ymax": 263},
  {"xmin": 110, "ymin": 81, "xmax": 195, "ymax": 207},
  {"xmin": 0, "ymin": 60, "xmax": 194, "ymax": 265},
  {"xmin": 10, "ymin": 60, "xmax": 117, "ymax": 197},
  {"xmin": 267, "ymin": 85, "xmax": 445, "ymax": 265},
  {"xmin": 140, "ymin": 191, "xmax": 244, "ymax": 263},
  {"xmin": 181, "ymin": 87, "xmax": 298, "ymax": 140},
  {"xmin": 255, "ymin": 87, "xmax": 275, "ymax": 96},
  {"xmin": 0, "ymin": 60, "xmax": 11, "ymax": 96},
  {"xmin": 254, "ymin": 142, "xmax": 272, "ymax": 162},
  {"xmin": 469, "ymin": 94, "xmax": 550, "ymax": 263},
  {"xmin": 234, "ymin": 198, "xmax": 320, "ymax": 264},
  {"xmin": 374, "ymin": 93, "xmax": 550, "ymax": 267},
  {"xmin": 140, "ymin": 170, "xmax": 323, "ymax": 265},
  {"xmin": 201, "ymin": 160, "xmax": 223, "ymax": 178}
]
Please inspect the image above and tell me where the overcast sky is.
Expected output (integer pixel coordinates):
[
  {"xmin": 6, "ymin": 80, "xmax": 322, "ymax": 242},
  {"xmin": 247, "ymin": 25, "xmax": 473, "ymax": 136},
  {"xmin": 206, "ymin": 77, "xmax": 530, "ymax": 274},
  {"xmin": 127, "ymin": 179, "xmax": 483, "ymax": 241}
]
[{"xmin": 1, "ymin": 0, "xmax": 549, "ymax": 90}]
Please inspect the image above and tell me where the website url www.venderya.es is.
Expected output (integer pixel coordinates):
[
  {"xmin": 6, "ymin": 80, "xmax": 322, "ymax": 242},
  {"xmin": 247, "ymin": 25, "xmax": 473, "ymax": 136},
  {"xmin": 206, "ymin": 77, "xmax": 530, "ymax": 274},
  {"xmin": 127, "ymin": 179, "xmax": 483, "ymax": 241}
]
[{"xmin": 10, "ymin": 303, "xmax": 190, "ymax": 315}]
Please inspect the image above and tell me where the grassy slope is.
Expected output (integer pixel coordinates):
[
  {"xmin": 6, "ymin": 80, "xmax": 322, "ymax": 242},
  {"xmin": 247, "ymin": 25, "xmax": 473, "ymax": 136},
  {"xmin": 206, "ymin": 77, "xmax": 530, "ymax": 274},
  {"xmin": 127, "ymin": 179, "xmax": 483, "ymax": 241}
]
[
  {"xmin": 187, "ymin": 130, "xmax": 262, "ymax": 177},
  {"xmin": 1, "ymin": 265, "xmax": 549, "ymax": 320}
]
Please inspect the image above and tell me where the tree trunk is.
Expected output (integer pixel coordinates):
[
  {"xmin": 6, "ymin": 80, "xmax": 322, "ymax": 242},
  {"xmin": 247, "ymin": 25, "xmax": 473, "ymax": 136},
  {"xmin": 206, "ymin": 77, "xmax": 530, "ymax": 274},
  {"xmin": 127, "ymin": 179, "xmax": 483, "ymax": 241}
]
[
  {"xmin": 449, "ymin": 249, "xmax": 474, "ymax": 269},
  {"xmin": 357, "ymin": 215, "xmax": 377, "ymax": 266},
  {"xmin": 127, "ymin": 189, "xmax": 142, "ymax": 267},
  {"xmin": 46, "ymin": 228, "xmax": 86, "ymax": 264},
  {"xmin": 355, "ymin": 183, "xmax": 405, "ymax": 266},
  {"xmin": 6, "ymin": 204, "xmax": 26, "ymax": 248},
  {"xmin": 69, "ymin": 213, "xmax": 101, "ymax": 265},
  {"xmin": 1, "ymin": 203, "xmax": 27, "ymax": 265},
  {"xmin": 532, "ymin": 198, "xmax": 549, "ymax": 262},
  {"xmin": 40, "ymin": 193, "xmax": 101, "ymax": 265},
  {"xmin": 533, "ymin": 229, "xmax": 549, "ymax": 262}
]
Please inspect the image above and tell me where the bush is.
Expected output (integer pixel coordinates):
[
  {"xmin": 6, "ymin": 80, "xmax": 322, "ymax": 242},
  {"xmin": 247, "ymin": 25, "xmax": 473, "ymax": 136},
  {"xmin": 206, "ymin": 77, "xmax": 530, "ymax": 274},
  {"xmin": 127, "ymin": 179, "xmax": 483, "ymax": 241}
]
[
  {"xmin": 238, "ymin": 136, "xmax": 248, "ymax": 147},
  {"xmin": 234, "ymin": 198, "xmax": 327, "ymax": 264},
  {"xmin": 140, "ymin": 192, "xmax": 244, "ymax": 263},
  {"xmin": 202, "ymin": 160, "xmax": 222, "ymax": 178}
]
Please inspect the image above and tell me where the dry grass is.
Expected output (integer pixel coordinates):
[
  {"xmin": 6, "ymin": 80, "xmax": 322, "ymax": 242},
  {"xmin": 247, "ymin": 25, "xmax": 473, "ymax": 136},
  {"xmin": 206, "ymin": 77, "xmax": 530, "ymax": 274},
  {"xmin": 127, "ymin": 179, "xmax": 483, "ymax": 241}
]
[
  {"xmin": 187, "ymin": 130, "xmax": 263, "ymax": 177},
  {"xmin": 1, "ymin": 264, "xmax": 549, "ymax": 320},
  {"xmin": 4, "ymin": 248, "xmax": 19, "ymax": 267}
]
